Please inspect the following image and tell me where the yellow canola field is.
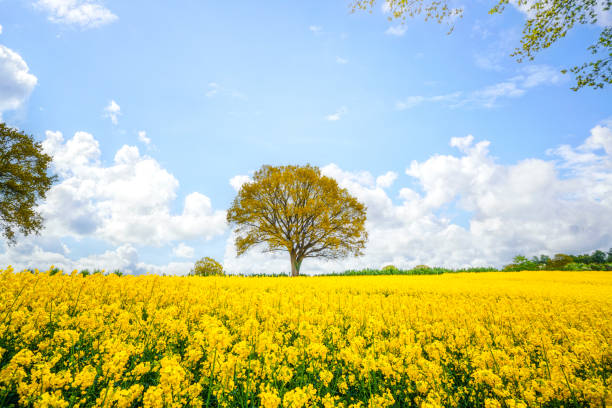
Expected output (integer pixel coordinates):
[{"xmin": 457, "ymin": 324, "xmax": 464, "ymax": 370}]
[{"xmin": 0, "ymin": 269, "xmax": 611, "ymax": 408}]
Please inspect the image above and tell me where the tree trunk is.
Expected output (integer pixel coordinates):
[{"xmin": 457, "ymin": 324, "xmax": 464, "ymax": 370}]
[{"xmin": 290, "ymin": 252, "xmax": 302, "ymax": 276}]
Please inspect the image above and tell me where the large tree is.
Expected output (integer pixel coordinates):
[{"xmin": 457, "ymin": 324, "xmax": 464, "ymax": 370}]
[
  {"xmin": 352, "ymin": 0, "xmax": 611, "ymax": 90},
  {"xmin": 227, "ymin": 165, "xmax": 367, "ymax": 276},
  {"xmin": 0, "ymin": 123, "xmax": 56, "ymax": 244}
]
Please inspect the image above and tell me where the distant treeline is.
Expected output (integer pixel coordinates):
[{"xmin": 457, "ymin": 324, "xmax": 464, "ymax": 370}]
[
  {"xmin": 333, "ymin": 249, "xmax": 612, "ymax": 276},
  {"xmin": 502, "ymin": 249, "xmax": 612, "ymax": 271},
  {"xmin": 323, "ymin": 266, "xmax": 498, "ymax": 276},
  {"xmin": 23, "ymin": 249, "xmax": 612, "ymax": 277}
]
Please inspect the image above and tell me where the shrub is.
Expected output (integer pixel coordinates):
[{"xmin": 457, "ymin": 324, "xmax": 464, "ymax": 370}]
[
  {"xmin": 546, "ymin": 254, "xmax": 573, "ymax": 270},
  {"xmin": 49, "ymin": 266, "xmax": 62, "ymax": 276},
  {"xmin": 382, "ymin": 265, "xmax": 398, "ymax": 271},
  {"xmin": 190, "ymin": 257, "xmax": 225, "ymax": 276},
  {"xmin": 413, "ymin": 264, "xmax": 430, "ymax": 270}
]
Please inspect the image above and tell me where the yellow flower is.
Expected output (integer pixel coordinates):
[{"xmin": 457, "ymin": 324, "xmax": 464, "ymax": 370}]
[{"xmin": 259, "ymin": 385, "xmax": 281, "ymax": 408}]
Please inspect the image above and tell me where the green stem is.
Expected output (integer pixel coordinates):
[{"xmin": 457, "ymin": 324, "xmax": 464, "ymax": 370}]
[{"xmin": 205, "ymin": 349, "xmax": 217, "ymax": 408}]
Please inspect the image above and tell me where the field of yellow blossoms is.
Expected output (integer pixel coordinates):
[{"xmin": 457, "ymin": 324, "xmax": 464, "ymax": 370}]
[{"xmin": 0, "ymin": 268, "xmax": 610, "ymax": 408}]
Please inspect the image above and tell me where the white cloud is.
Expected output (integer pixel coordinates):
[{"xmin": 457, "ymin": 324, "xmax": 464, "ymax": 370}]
[
  {"xmin": 474, "ymin": 53, "xmax": 504, "ymax": 71},
  {"xmin": 35, "ymin": 0, "xmax": 117, "ymax": 29},
  {"xmin": 309, "ymin": 25, "xmax": 322, "ymax": 33},
  {"xmin": 396, "ymin": 65, "xmax": 565, "ymax": 110},
  {"xmin": 39, "ymin": 130, "xmax": 227, "ymax": 245},
  {"xmin": 463, "ymin": 81, "xmax": 524, "ymax": 108},
  {"xmin": 580, "ymin": 124, "xmax": 612, "ymax": 155},
  {"xmin": 450, "ymin": 134, "xmax": 475, "ymax": 151},
  {"xmin": 205, "ymin": 82, "xmax": 219, "ymax": 98},
  {"xmin": 0, "ymin": 24, "xmax": 3, "ymax": 34},
  {"xmin": 395, "ymin": 96, "xmax": 425, "ymax": 110},
  {"xmin": 385, "ymin": 25, "xmax": 407, "ymax": 36},
  {"xmin": 514, "ymin": 65, "xmax": 565, "ymax": 88},
  {"xmin": 104, "ymin": 100, "xmax": 120, "ymax": 124},
  {"xmin": 138, "ymin": 130, "xmax": 151, "ymax": 145},
  {"xmin": 224, "ymin": 123, "xmax": 612, "ymax": 274},
  {"xmin": 336, "ymin": 56, "xmax": 348, "ymax": 64},
  {"xmin": 0, "ymin": 45, "xmax": 38, "ymax": 117},
  {"xmin": 376, "ymin": 171, "xmax": 398, "ymax": 188},
  {"xmin": 396, "ymin": 93, "xmax": 460, "ymax": 110},
  {"xmin": 205, "ymin": 82, "xmax": 247, "ymax": 100},
  {"xmin": 229, "ymin": 175, "xmax": 251, "ymax": 192},
  {"xmin": 509, "ymin": 0, "xmax": 539, "ymax": 18},
  {"xmin": 326, "ymin": 106, "xmax": 348, "ymax": 121},
  {"xmin": 173, "ymin": 243, "xmax": 195, "ymax": 259},
  {"xmin": 0, "ymin": 241, "xmax": 194, "ymax": 275}
]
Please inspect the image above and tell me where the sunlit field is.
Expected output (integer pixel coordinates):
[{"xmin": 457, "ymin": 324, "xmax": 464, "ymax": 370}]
[{"xmin": 0, "ymin": 269, "xmax": 610, "ymax": 408}]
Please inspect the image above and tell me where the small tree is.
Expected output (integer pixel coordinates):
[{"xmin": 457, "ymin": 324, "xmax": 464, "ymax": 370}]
[
  {"xmin": 227, "ymin": 165, "xmax": 367, "ymax": 276},
  {"xmin": 0, "ymin": 123, "xmax": 56, "ymax": 244},
  {"xmin": 190, "ymin": 257, "xmax": 225, "ymax": 276},
  {"xmin": 546, "ymin": 253, "xmax": 573, "ymax": 270},
  {"xmin": 591, "ymin": 249, "xmax": 607, "ymax": 264}
]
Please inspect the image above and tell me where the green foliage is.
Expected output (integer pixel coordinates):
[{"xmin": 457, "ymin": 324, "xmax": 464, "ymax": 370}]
[
  {"xmin": 503, "ymin": 249, "xmax": 612, "ymax": 271},
  {"xmin": 227, "ymin": 164, "xmax": 368, "ymax": 276},
  {"xmin": 325, "ymin": 266, "xmax": 497, "ymax": 276},
  {"xmin": 0, "ymin": 123, "xmax": 57, "ymax": 244},
  {"xmin": 562, "ymin": 28, "xmax": 611, "ymax": 90},
  {"xmin": 503, "ymin": 255, "xmax": 541, "ymax": 271},
  {"xmin": 190, "ymin": 257, "xmax": 225, "ymax": 276},
  {"xmin": 49, "ymin": 267, "xmax": 61, "ymax": 276},
  {"xmin": 352, "ymin": 0, "xmax": 611, "ymax": 90},
  {"xmin": 547, "ymin": 253, "xmax": 573, "ymax": 269}
]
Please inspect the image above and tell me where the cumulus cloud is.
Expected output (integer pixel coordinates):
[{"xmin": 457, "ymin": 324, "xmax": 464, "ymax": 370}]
[
  {"xmin": 35, "ymin": 0, "xmax": 117, "ymax": 29},
  {"xmin": 0, "ymin": 130, "xmax": 227, "ymax": 274},
  {"xmin": 309, "ymin": 25, "xmax": 322, "ymax": 33},
  {"xmin": 326, "ymin": 106, "xmax": 348, "ymax": 121},
  {"xmin": 173, "ymin": 243, "xmax": 195, "ymax": 259},
  {"xmin": 0, "ymin": 241, "xmax": 193, "ymax": 275},
  {"xmin": 39, "ymin": 130, "xmax": 227, "ymax": 245},
  {"xmin": 376, "ymin": 171, "xmax": 398, "ymax": 188},
  {"xmin": 229, "ymin": 175, "xmax": 251, "ymax": 192},
  {"xmin": 0, "ymin": 45, "xmax": 38, "ymax": 118},
  {"xmin": 138, "ymin": 130, "xmax": 151, "ymax": 145},
  {"xmin": 104, "ymin": 100, "xmax": 120, "ymax": 124},
  {"xmin": 224, "ymin": 123, "xmax": 612, "ymax": 274}
]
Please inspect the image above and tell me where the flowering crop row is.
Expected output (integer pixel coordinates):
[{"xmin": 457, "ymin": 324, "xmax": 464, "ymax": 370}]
[{"xmin": 0, "ymin": 268, "xmax": 610, "ymax": 407}]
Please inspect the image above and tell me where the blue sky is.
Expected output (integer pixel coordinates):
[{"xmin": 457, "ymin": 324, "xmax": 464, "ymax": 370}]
[{"xmin": 0, "ymin": 0, "xmax": 610, "ymax": 274}]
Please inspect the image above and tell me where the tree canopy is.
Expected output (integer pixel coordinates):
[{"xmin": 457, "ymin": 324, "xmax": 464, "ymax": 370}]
[
  {"xmin": 190, "ymin": 257, "xmax": 225, "ymax": 276},
  {"xmin": 352, "ymin": 0, "xmax": 611, "ymax": 90},
  {"xmin": 226, "ymin": 165, "xmax": 368, "ymax": 276},
  {"xmin": 0, "ymin": 123, "xmax": 56, "ymax": 245}
]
